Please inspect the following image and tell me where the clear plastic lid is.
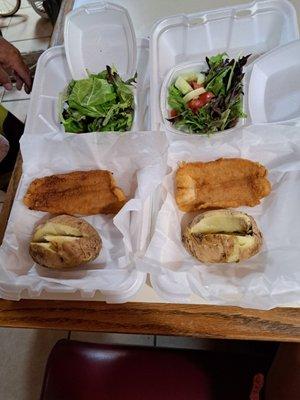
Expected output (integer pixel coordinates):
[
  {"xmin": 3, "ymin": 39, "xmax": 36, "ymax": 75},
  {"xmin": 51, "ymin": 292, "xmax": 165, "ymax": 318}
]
[
  {"xmin": 64, "ymin": 1, "xmax": 137, "ymax": 80},
  {"xmin": 248, "ymin": 40, "xmax": 300, "ymax": 124}
]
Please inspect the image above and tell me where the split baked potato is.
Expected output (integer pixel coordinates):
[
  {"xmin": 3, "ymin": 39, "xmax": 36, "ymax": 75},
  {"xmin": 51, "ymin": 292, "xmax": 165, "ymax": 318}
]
[
  {"xmin": 182, "ymin": 209, "xmax": 262, "ymax": 264},
  {"xmin": 29, "ymin": 215, "xmax": 101, "ymax": 269}
]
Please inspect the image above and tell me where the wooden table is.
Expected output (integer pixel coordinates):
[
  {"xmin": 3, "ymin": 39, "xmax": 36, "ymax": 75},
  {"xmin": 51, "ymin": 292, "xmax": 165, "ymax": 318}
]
[{"xmin": 0, "ymin": 0, "xmax": 299, "ymax": 342}]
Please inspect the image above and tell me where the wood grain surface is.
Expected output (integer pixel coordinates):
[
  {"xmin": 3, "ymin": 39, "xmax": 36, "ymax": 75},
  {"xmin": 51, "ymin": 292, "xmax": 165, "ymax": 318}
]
[
  {"xmin": 0, "ymin": 299, "xmax": 299, "ymax": 342},
  {"xmin": 0, "ymin": 0, "xmax": 299, "ymax": 341}
]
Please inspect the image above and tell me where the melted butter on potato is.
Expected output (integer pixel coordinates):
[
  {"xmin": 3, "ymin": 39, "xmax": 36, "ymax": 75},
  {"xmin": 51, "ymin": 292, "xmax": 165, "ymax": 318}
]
[{"xmin": 190, "ymin": 212, "xmax": 251, "ymax": 235}]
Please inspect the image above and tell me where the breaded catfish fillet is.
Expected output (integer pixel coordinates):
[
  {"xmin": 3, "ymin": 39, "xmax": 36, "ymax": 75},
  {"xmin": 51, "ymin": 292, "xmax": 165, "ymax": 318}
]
[
  {"xmin": 175, "ymin": 158, "xmax": 271, "ymax": 212},
  {"xmin": 24, "ymin": 170, "xmax": 126, "ymax": 215}
]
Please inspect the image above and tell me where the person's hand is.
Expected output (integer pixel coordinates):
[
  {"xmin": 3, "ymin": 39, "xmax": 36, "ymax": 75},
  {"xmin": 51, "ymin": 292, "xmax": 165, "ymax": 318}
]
[{"xmin": 0, "ymin": 37, "xmax": 32, "ymax": 93}]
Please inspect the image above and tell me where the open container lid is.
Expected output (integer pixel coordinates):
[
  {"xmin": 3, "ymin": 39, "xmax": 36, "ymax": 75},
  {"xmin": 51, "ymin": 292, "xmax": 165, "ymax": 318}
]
[
  {"xmin": 249, "ymin": 40, "xmax": 300, "ymax": 124},
  {"xmin": 64, "ymin": 1, "xmax": 137, "ymax": 80}
]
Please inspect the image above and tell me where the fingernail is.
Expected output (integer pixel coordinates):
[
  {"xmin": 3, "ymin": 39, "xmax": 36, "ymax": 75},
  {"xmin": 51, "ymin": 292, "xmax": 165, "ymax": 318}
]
[{"xmin": 4, "ymin": 83, "xmax": 13, "ymax": 90}]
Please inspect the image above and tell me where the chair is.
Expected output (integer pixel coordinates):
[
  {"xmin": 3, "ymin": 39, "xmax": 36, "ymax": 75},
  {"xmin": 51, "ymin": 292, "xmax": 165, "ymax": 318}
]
[{"xmin": 40, "ymin": 339, "xmax": 272, "ymax": 400}]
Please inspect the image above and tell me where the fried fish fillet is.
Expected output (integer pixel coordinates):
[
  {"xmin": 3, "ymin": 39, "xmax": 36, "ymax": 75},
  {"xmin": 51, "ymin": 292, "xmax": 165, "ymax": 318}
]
[
  {"xmin": 175, "ymin": 158, "xmax": 271, "ymax": 212},
  {"xmin": 24, "ymin": 170, "xmax": 126, "ymax": 215}
]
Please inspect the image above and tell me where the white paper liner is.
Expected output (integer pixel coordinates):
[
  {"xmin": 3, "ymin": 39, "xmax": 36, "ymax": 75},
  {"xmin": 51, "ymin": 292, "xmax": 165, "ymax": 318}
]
[
  {"xmin": 142, "ymin": 124, "xmax": 300, "ymax": 309},
  {"xmin": 0, "ymin": 131, "xmax": 168, "ymax": 301}
]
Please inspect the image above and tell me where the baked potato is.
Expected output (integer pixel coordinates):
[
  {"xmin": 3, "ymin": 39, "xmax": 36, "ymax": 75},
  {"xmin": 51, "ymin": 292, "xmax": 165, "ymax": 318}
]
[
  {"xmin": 29, "ymin": 215, "xmax": 101, "ymax": 269},
  {"xmin": 182, "ymin": 209, "xmax": 262, "ymax": 264}
]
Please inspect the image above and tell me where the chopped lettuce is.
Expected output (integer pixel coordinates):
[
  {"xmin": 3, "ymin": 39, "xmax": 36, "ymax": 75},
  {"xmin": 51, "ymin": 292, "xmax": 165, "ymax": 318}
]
[{"xmin": 60, "ymin": 66, "xmax": 136, "ymax": 133}]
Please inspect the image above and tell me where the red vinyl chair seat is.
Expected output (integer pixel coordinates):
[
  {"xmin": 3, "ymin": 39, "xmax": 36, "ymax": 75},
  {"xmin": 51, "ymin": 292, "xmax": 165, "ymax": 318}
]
[{"xmin": 40, "ymin": 339, "xmax": 271, "ymax": 400}]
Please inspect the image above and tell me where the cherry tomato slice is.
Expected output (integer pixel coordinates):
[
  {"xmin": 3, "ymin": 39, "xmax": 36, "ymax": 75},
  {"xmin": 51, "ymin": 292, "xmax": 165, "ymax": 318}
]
[
  {"xmin": 187, "ymin": 92, "xmax": 214, "ymax": 113},
  {"xmin": 187, "ymin": 99, "xmax": 202, "ymax": 113},
  {"xmin": 169, "ymin": 109, "xmax": 178, "ymax": 118},
  {"xmin": 199, "ymin": 91, "xmax": 214, "ymax": 103}
]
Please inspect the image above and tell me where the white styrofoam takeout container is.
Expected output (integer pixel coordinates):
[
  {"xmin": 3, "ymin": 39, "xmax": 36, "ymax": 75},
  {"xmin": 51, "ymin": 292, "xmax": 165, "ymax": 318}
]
[
  {"xmin": 2, "ymin": 0, "xmax": 300, "ymax": 306},
  {"xmin": 0, "ymin": 2, "xmax": 151, "ymax": 303},
  {"xmin": 144, "ymin": 0, "xmax": 300, "ymax": 305},
  {"xmin": 150, "ymin": 0, "xmax": 299, "ymax": 134},
  {"xmin": 0, "ymin": 129, "xmax": 170, "ymax": 303},
  {"xmin": 144, "ymin": 123, "xmax": 300, "ymax": 309}
]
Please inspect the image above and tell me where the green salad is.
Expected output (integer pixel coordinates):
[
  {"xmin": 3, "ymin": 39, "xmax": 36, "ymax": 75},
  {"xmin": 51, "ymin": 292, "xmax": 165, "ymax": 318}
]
[
  {"xmin": 167, "ymin": 53, "xmax": 250, "ymax": 134},
  {"xmin": 60, "ymin": 66, "xmax": 137, "ymax": 133}
]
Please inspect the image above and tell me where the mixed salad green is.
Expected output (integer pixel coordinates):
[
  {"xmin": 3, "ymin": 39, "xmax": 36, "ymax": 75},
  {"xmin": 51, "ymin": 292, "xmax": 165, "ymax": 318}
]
[
  {"xmin": 60, "ymin": 66, "xmax": 137, "ymax": 133},
  {"xmin": 167, "ymin": 53, "xmax": 250, "ymax": 134}
]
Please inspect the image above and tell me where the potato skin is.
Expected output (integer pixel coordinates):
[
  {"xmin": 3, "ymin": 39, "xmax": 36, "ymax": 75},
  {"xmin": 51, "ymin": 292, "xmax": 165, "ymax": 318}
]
[
  {"xmin": 29, "ymin": 215, "xmax": 101, "ymax": 269},
  {"xmin": 182, "ymin": 210, "xmax": 262, "ymax": 264}
]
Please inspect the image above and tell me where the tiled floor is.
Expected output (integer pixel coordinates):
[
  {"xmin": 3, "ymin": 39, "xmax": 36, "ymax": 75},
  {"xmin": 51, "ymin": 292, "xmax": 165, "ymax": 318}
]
[
  {"xmin": 0, "ymin": 328, "xmax": 68, "ymax": 400},
  {"xmin": 2, "ymin": 5, "xmax": 52, "ymax": 41},
  {"xmin": 3, "ymin": 98, "xmax": 30, "ymax": 121}
]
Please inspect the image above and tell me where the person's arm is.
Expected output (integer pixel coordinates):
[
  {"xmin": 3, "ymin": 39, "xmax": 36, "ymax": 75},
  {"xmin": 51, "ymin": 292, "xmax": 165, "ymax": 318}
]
[{"xmin": 0, "ymin": 37, "xmax": 32, "ymax": 93}]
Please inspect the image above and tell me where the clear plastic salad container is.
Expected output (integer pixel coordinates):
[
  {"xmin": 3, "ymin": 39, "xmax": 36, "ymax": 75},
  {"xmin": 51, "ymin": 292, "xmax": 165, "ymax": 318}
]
[{"xmin": 160, "ymin": 59, "xmax": 253, "ymax": 137}]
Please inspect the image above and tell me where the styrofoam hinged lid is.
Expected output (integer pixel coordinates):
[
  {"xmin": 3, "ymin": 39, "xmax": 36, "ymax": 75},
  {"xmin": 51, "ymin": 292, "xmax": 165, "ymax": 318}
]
[
  {"xmin": 249, "ymin": 39, "xmax": 300, "ymax": 124},
  {"xmin": 64, "ymin": 1, "xmax": 137, "ymax": 80}
]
